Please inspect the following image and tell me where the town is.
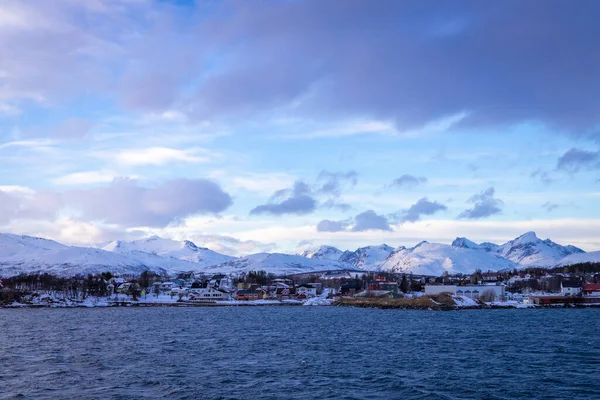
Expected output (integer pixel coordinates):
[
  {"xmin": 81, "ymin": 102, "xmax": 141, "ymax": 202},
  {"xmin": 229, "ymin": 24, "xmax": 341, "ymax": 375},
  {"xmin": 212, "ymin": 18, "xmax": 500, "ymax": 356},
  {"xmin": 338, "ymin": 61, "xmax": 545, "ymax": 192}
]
[{"xmin": 2, "ymin": 261, "xmax": 600, "ymax": 309}]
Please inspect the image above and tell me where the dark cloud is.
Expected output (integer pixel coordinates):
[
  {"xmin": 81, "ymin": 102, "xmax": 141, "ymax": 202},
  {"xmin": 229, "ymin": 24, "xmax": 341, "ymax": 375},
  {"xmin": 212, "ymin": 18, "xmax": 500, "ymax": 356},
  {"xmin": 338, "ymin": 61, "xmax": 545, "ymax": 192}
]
[
  {"xmin": 352, "ymin": 210, "xmax": 392, "ymax": 232},
  {"xmin": 250, "ymin": 181, "xmax": 317, "ymax": 215},
  {"xmin": 316, "ymin": 210, "xmax": 391, "ymax": 233},
  {"xmin": 458, "ymin": 187, "xmax": 503, "ymax": 219},
  {"xmin": 192, "ymin": 0, "xmax": 600, "ymax": 134},
  {"xmin": 395, "ymin": 198, "xmax": 447, "ymax": 223},
  {"xmin": 390, "ymin": 174, "xmax": 427, "ymax": 189},
  {"xmin": 317, "ymin": 170, "xmax": 358, "ymax": 196},
  {"xmin": 70, "ymin": 178, "xmax": 232, "ymax": 227},
  {"xmin": 316, "ymin": 219, "xmax": 350, "ymax": 233},
  {"xmin": 0, "ymin": 190, "xmax": 63, "ymax": 224},
  {"xmin": 321, "ymin": 199, "xmax": 352, "ymax": 212},
  {"xmin": 556, "ymin": 148, "xmax": 600, "ymax": 172}
]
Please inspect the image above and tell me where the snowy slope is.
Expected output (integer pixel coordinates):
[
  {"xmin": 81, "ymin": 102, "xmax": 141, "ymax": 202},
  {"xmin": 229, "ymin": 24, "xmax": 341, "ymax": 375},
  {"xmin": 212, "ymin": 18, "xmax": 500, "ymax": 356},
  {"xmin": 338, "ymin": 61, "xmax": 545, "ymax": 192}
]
[
  {"xmin": 300, "ymin": 245, "xmax": 344, "ymax": 260},
  {"xmin": 0, "ymin": 233, "xmax": 215, "ymax": 277},
  {"xmin": 379, "ymin": 242, "xmax": 517, "ymax": 276},
  {"xmin": 497, "ymin": 232, "xmax": 584, "ymax": 267},
  {"xmin": 205, "ymin": 253, "xmax": 360, "ymax": 275},
  {"xmin": 555, "ymin": 251, "xmax": 600, "ymax": 267},
  {"xmin": 102, "ymin": 236, "xmax": 234, "ymax": 267},
  {"xmin": 339, "ymin": 244, "xmax": 394, "ymax": 270}
]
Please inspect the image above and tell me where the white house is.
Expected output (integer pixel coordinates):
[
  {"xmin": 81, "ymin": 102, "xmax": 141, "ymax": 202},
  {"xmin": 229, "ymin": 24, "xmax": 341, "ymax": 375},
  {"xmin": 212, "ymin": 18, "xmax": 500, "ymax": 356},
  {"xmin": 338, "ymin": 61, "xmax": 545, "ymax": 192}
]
[
  {"xmin": 560, "ymin": 281, "xmax": 582, "ymax": 296},
  {"xmin": 456, "ymin": 285, "xmax": 504, "ymax": 300},
  {"xmin": 190, "ymin": 287, "xmax": 230, "ymax": 301},
  {"xmin": 297, "ymin": 285, "xmax": 318, "ymax": 297},
  {"xmin": 425, "ymin": 284, "xmax": 504, "ymax": 300}
]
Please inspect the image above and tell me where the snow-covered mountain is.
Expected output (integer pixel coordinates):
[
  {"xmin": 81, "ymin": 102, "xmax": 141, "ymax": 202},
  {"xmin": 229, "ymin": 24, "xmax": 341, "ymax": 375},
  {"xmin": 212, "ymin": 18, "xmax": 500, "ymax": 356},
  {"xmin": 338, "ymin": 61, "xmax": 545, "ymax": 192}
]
[
  {"xmin": 0, "ymin": 231, "xmax": 596, "ymax": 277},
  {"xmin": 339, "ymin": 244, "xmax": 394, "ymax": 269},
  {"xmin": 301, "ymin": 245, "xmax": 344, "ymax": 260},
  {"xmin": 496, "ymin": 232, "xmax": 584, "ymax": 267},
  {"xmin": 0, "ymin": 233, "xmax": 225, "ymax": 277},
  {"xmin": 555, "ymin": 251, "xmax": 600, "ymax": 267},
  {"xmin": 379, "ymin": 241, "xmax": 517, "ymax": 276},
  {"xmin": 452, "ymin": 232, "xmax": 584, "ymax": 267},
  {"xmin": 204, "ymin": 253, "xmax": 360, "ymax": 275},
  {"xmin": 101, "ymin": 236, "xmax": 234, "ymax": 267}
]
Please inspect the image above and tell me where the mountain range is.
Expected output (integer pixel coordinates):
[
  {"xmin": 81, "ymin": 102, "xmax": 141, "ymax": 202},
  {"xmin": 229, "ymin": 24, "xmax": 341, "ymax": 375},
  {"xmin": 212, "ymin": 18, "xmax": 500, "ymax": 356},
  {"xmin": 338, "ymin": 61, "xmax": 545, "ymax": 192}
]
[{"xmin": 1, "ymin": 231, "xmax": 599, "ymax": 277}]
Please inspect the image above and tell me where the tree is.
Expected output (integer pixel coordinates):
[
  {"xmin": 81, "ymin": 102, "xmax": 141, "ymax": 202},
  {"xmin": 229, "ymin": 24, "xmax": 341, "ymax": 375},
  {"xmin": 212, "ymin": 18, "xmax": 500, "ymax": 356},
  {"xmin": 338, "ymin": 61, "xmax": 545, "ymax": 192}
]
[{"xmin": 400, "ymin": 274, "xmax": 409, "ymax": 293}]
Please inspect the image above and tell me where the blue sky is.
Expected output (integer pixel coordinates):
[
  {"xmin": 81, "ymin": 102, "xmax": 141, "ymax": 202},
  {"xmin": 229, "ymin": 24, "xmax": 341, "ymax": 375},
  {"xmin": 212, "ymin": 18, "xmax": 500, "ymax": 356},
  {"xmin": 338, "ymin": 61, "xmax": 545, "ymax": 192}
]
[{"xmin": 1, "ymin": 0, "xmax": 599, "ymax": 254}]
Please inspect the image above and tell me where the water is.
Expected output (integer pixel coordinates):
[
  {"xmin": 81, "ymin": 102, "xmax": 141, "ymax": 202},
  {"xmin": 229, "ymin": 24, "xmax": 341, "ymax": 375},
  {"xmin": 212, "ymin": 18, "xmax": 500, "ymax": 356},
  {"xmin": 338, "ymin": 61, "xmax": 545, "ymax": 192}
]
[{"xmin": 1, "ymin": 307, "xmax": 599, "ymax": 400}]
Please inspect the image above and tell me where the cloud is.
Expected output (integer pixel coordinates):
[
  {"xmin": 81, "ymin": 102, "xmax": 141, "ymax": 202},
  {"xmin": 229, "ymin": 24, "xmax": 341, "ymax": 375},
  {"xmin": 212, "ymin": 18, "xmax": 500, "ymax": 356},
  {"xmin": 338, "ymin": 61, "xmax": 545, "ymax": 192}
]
[
  {"xmin": 69, "ymin": 178, "xmax": 232, "ymax": 227},
  {"xmin": 105, "ymin": 147, "xmax": 210, "ymax": 166},
  {"xmin": 317, "ymin": 170, "xmax": 358, "ymax": 196},
  {"xmin": 190, "ymin": 1, "xmax": 600, "ymax": 134},
  {"xmin": 556, "ymin": 148, "xmax": 600, "ymax": 172},
  {"xmin": 394, "ymin": 198, "xmax": 448, "ymax": 223},
  {"xmin": 316, "ymin": 219, "xmax": 351, "ymax": 233},
  {"xmin": 3, "ymin": 1, "xmax": 598, "ymax": 136},
  {"xmin": 458, "ymin": 187, "xmax": 503, "ymax": 219},
  {"xmin": 321, "ymin": 199, "xmax": 352, "ymax": 212},
  {"xmin": 352, "ymin": 210, "xmax": 392, "ymax": 232},
  {"xmin": 250, "ymin": 181, "xmax": 317, "ymax": 215},
  {"xmin": 530, "ymin": 168, "xmax": 555, "ymax": 185},
  {"xmin": 316, "ymin": 209, "xmax": 392, "ymax": 233},
  {"xmin": 390, "ymin": 174, "xmax": 427, "ymax": 189},
  {"xmin": 0, "ymin": 189, "xmax": 63, "ymax": 224},
  {"xmin": 51, "ymin": 170, "xmax": 135, "ymax": 186}
]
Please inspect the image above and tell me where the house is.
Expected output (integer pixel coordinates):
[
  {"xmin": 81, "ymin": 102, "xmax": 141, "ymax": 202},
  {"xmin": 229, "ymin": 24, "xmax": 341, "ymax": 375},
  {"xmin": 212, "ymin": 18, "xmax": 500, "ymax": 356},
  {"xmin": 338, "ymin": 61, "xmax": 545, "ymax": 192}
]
[
  {"xmin": 560, "ymin": 280, "xmax": 582, "ymax": 296},
  {"xmin": 190, "ymin": 287, "xmax": 230, "ymax": 301},
  {"xmin": 297, "ymin": 284, "xmax": 317, "ymax": 297},
  {"xmin": 457, "ymin": 285, "xmax": 504, "ymax": 300},
  {"xmin": 235, "ymin": 288, "xmax": 267, "ymax": 300},
  {"xmin": 275, "ymin": 287, "xmax": 297, "ymax": 298},
  {"xmin": 116, "ymin": 282, "xmax": 133, "ymax": 294},
  {"xmin": 583, "ymin": 283, "xmax": 600, "ymax": 297},
  {"xmin": 368, "ymin": 277, "xmax": 398, "ymax": 294},
  {"xmin": 210, "ymin": 274, "xmax": 233, "ymax": 290}
]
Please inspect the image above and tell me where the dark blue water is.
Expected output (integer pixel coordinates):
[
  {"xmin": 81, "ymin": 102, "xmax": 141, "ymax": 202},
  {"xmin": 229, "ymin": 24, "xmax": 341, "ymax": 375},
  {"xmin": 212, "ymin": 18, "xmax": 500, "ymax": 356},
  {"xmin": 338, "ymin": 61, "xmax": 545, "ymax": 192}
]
[{"xmin": 1, "ymin": 307, "xmax": 599, "ymax": 400}]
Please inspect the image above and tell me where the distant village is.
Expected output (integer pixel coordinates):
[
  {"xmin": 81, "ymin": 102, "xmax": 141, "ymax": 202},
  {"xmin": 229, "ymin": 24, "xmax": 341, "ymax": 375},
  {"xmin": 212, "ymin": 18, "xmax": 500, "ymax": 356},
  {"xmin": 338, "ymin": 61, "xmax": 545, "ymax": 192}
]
[{"xmin": 2, "ymin": 261, "xmax": 600, "ymax": 308}]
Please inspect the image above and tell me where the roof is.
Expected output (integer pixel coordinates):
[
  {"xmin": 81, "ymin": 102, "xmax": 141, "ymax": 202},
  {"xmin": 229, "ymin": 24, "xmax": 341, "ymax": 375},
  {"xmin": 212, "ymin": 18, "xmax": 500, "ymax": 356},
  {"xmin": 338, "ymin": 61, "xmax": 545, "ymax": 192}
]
[
  {"xmin": 561, "ymin": 280, "xmax": 581, "ymax": 288},
  {"xmin": 583, "ymin": 283, "xmax": 600, "ymax": 291}
]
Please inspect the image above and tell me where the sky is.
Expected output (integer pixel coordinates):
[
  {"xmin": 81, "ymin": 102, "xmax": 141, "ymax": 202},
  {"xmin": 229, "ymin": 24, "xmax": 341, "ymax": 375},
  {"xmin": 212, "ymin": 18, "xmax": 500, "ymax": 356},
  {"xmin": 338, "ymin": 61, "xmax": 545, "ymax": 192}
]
[{"xmin": 1, "ymin": 0, "xmax": 600, "ymax": 255}]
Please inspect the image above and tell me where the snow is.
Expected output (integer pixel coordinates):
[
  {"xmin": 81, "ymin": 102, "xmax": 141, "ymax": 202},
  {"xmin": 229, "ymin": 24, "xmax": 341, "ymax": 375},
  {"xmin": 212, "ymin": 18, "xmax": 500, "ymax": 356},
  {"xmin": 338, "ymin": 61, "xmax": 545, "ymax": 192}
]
[
  {"xmin": 301, "ymin": 245, "xmax": 344, "ymax": 260},
  {"xmin": 101, "ymin": 236, "xmax": 235, "ymax": 267},
  {"xmin": 451, "ymin": 295, "xmax": 479, "ymax": 307},
  {"xmin": 497, "ymin": 231, "xmax": 584, "ymax": 267},
  {"xmin": 338, "ymin": 244, "xmax": 394, "ymax": 270},
  {"xmin": 379, "ymin": 242, "xmax": 517, "ymax": 275},
  {"xmin": 204, "ymin": 253, "xmax": 361, "ymax": 275},
  {"xmin": 0, "ymin": 230, "xmax": 593, "ymax": 278},
  {"xmin": 555, "ymin": 251, "xmax": 600, "ymax": 267}
]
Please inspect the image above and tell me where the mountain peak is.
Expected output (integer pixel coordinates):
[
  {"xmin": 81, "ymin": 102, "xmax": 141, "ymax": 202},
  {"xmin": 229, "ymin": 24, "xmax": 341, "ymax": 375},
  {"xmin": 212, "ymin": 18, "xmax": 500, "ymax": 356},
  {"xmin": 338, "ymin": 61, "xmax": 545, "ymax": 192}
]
[
  {"xmin": 451, "ymin": 237, "xmax": 479, "ymax": 249},
  {"xmin": 515, "ymin": 231, "xmax": 539, "ymax": 243}
]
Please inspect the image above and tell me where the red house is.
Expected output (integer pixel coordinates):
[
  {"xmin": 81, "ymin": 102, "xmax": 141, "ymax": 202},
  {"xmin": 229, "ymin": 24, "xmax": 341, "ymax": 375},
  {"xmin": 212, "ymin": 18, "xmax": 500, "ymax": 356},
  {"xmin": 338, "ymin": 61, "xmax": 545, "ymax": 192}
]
[{"xmin": 583, "ymin": 283, "xmax": 600, "ymax": 297}]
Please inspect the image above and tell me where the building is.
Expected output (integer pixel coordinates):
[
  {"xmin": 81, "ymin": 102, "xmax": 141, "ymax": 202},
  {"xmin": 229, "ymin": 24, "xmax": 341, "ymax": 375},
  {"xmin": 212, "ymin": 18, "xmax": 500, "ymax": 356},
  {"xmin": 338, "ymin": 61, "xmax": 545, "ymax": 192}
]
[
  {"xmin": 235, "ymin": 288, "xmax": 267, "ymax": 300},
  {"xmin": 425, "ymin": 284, "xmax": 504, "ymax": 300},
  {"xmin": 368, "ymin": 276, "xmax": 398, "ymax": 294},
  {"xmin": 560, "ymin": 280, "xmax": 582, "ymax": 296},
  {"xmin": 583, "ymin": 283, "xmax": 600, "ymax": 297},
  {"xmin": 190, "ymin": 287, "xmax": 230, "ymax": 301}
]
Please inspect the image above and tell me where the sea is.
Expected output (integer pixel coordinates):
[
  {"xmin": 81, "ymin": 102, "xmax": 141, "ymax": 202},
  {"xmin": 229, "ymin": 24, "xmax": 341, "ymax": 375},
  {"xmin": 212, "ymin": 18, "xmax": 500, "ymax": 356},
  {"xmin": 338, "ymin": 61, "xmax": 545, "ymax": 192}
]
[{"xmin": 1, "ymin": 307, "xmax": 599, "ymax": 399}]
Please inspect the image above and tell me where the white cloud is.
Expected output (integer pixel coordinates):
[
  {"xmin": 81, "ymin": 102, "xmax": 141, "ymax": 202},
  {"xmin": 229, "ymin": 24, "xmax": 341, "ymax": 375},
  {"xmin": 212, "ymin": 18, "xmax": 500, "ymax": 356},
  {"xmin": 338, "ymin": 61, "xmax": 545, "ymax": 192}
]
[
  {"xmin": 98, "ymin": 147, "xmax": 210, "ymax": 166},
  {"xmin": 51, "ymin": 170, "xmax": 137, "ymax": 185}
]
